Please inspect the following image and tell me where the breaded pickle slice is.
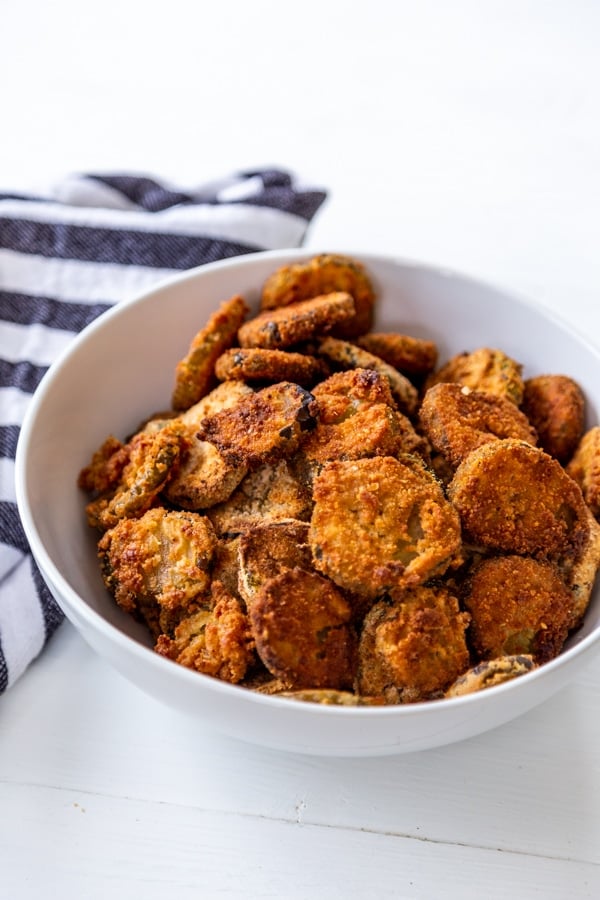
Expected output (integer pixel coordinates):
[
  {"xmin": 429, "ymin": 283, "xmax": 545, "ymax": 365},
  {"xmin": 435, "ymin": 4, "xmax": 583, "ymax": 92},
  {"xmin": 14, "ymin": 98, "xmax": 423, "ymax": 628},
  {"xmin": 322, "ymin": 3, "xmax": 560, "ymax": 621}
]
[
  {"xmin": 567, "ymin": 426, "xmax": 600, "ymax": 518},
  {"xmin": 207, "ymin": 459, "xmax": 313, "ymax": 536},
  {"xmin": 179, "ymin": 380, "xmax": 254, "ymax": 427},
  {"xmin": 197, "ymin": 381, "xmax": 318, "ymax": 469},
  {"xmin": 275, "ymin": 689, "xmax": 384, "ymax": 706},
  {"xmin": 98, "ymin": 506, "xmax": 216, "ymax": 618},
  {"xmin": 317, "ymin": 336, "xmax": 419, "ymax": 417},
  {"xmin": 522, "ymin": 374, "xmax": 585, "ymax": 463},
  {"xmin": 426, "ymin": 346, "xmax": 524, "ymax": 405},
  {"xmin": 84, "ymin": 426, "xmax": 182, "ymax": 531},
  {"xmin": 248, "ymin": 567, "xmax": 357, "ymax": 690},
  {"xmin": 419, "ymin": 382, "xmax": 538, "ymax": 469},
  {"xmin": 309, "ymin": 455, "xmax": 462, "ymax": 600},
  {"xmin": 445, "ymin": 655, "xmax": 537, "ymax": 698},
  {"xmin": 260, "ymin": 253, "xmax": 375, "ymax": 337},
  {"xmin": 78, "ymin": 435, "xmax": 129, "ymax": 496},
  {"xmin": 237, "ymin": 519, "xmax": 312, "ymax": 604},
  {"xmin": 462, "ymin": 555, "xmax": 575, "ymax": 663},
  {"xmin": 214, "ymin": 347, "xmax": 327, "ymax": 386},
  {"xmin": 238, "ymin": 292, "xmax": 355, "ymax": 350},
  {"xmin": 448, "ymin": 439, "xmax": 591, "ymax": 557},
  {"xmin": 172, "ymin": 294, "xmax": 249, "ymax": 410},
  {"xmin": 356, "ymin": 331, "xmax": 438, "ymax": 375},
  {"xmin": 162, "ymin": 427, "xmax": 248, "ymax": 510},
  {"xmin": 356, "ymin": 585, "xmax": 470, "ymax": 704},
  {"xmin": 155, "ymin": 581, "xmax": 255, "ymax": 683},
  {"xmin": 299, "ymin": 368, "xmax": 426, "ymax": 479}
]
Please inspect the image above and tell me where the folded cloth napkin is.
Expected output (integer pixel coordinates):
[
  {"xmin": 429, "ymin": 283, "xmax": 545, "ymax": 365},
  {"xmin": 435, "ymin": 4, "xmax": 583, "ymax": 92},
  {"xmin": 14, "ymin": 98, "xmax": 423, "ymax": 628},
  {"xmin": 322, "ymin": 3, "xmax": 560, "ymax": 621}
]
[{"xmin": 0, "ymin": 168, "xmax": 327, "ymax": 692}]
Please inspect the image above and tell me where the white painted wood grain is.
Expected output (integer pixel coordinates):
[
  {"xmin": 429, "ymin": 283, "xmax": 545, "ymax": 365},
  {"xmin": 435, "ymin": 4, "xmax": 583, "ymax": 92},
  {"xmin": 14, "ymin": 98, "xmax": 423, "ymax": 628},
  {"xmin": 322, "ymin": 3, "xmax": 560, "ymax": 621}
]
[{"xmin": 1, "ymin": 779, "xmax": 599, "ymax": 900}]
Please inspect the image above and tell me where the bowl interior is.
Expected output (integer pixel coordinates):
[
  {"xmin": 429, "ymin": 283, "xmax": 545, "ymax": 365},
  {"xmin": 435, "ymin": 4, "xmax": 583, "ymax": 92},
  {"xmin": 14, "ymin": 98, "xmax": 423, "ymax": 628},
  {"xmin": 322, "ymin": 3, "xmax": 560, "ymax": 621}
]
[{"xmin": 15, "ymin": 250, "xmax": 600, "ymax": 752}]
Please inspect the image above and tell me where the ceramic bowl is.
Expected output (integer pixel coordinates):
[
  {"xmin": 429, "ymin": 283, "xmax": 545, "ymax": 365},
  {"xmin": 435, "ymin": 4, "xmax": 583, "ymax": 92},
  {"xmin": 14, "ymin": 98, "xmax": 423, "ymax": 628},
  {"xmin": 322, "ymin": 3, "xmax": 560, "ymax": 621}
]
[{"xmin": 15, "ymin": 249, "xmax": 600, "ymax": 756}]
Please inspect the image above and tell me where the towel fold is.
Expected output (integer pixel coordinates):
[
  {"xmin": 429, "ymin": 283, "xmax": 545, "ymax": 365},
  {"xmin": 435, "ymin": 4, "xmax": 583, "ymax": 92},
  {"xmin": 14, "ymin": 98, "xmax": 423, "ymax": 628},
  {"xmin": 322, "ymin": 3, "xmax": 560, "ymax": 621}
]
[{"xmin": 0, "ymin": 168, "xmax": 327, "ymax": 692}]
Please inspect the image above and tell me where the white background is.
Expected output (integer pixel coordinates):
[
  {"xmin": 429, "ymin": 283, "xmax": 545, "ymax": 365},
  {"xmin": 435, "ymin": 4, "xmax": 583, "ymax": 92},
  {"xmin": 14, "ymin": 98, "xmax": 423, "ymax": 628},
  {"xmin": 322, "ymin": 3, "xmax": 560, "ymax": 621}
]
[{"xmin": 2, "ymin": 1, "xmax": 600, "ymax": 897}]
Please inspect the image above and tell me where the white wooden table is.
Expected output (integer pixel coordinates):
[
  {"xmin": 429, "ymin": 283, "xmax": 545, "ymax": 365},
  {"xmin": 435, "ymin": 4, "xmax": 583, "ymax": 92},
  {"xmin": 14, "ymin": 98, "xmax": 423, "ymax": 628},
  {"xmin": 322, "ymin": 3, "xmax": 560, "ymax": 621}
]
[{"xmin": 2, "ymin": 2, "xmax": 600, "ymax": 896}]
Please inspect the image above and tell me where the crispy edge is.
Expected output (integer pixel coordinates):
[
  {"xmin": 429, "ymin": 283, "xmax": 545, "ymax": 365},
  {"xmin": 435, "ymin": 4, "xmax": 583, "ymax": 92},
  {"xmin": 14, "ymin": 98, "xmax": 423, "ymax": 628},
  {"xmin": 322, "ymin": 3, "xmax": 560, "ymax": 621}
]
[
  {"xmin": 237, "ymin": 292, "xmax": 355, "ymax": 350},
  {"xmin": 172, "ymin": 294, "xmax": 249, "ymax": 410}
]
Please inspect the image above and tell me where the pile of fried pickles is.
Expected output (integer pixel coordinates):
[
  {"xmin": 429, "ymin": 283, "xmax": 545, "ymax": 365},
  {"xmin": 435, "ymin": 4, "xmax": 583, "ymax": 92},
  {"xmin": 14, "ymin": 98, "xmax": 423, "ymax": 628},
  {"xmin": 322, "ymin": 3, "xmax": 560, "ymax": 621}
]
[{"xmin": 78, "ymin": 254, "xmax": 600, "ymax": 705}]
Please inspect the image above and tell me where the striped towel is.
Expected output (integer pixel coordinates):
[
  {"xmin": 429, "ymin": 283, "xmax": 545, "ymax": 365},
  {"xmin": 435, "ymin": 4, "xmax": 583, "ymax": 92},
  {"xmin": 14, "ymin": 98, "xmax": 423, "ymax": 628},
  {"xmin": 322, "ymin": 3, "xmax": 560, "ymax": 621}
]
[{"xmin": 0, "ymin": 168, "xmax": 327, "ymax": 693}]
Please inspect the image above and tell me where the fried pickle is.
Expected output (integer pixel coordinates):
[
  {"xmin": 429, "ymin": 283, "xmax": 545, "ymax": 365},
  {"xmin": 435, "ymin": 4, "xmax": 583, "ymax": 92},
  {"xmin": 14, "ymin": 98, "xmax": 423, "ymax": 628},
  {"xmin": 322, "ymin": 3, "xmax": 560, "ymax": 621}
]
[
  {"xmin": 299, "ymin": 368, "xmax": 427, "ymax": 480},
  {"xmin": 448, "ymin": 439, "xmax": 591, "ymax": 557},
  {"xmin": 98, "ymin": 507, "xmax": 216, "ymax": 621},
  {"xmin": 237, "ymin": 519, "xmax": 312, "ymax": 604},
  {"xmin": 356, "ymin": 331, "xmax": 438, "ymax": 376},
  {"xmin": 521, "ymin": 374, "xmax": 585, "ymax": 463},
  {"xmin": 444, "ymin": 655, "xmax": 537, "ymax": 697},
  {"xmin": 84, "ymin": 426, "xmax": 182, "ymax": 531},
  {"xmin": 426, "ymin": 347, "xmax": 524, "ymax": 405},
  {"xmin": 462, "ymin": 555, "xmax": 575, "ymax": 663},
  {"xmin": 197, "ymin": 381, "xmax": 318, "ymax": 469},
  {"xmin": 260, "ymin": 252, "xmax": 375, "ymax": 337},
  {"xmin": 275, "ymin": 689, "xmax": 384, "ymax": 706},
  {"xmin": 419, "ymin": 382, "xmax": 537, "ymax": 469},
  {"xmin": 309, "ymin": 455, "xmax": 462, "ymax": 601},
  {"xmin": 77, "ymin": 435, "xmax": 129, "ymax": 496},
  {"xmin": 172, "ymin": 294, "xmax": 249, "ymax": 410},
  {"xmin": 567, "ymin": 427, "xmax": 600, "ymax": 518},
  {"xmin": 178, "ymin": 380, "xmax": 254, "ymax": 427},
  {"xmin": 207, "ymin": 458, "xmax": 313, "ymax": 537},
  {"xmin": 155, "ymin": 580, "xmax": 255, "ymax": 683},
  {"xmin": 162, "ymin": 427, "xmax": 248, "ymax": 510},
  {"xmin": 356, "ymin": 585, "xmax": 470, "ymax": 703},
  {"xmin": 248, "ymin": 566, "xmax": 357, "ymax": 690},
  {"xmin": 214, "ymin": 347, "xmax": 327, "ymax": 386},
  {"xmin": 238, "ymin": 292, "xmax": 355, "ymax": 350},
  {"xmin": 316, "ymin": 336, "xmax": 419, "ymax": 417}
]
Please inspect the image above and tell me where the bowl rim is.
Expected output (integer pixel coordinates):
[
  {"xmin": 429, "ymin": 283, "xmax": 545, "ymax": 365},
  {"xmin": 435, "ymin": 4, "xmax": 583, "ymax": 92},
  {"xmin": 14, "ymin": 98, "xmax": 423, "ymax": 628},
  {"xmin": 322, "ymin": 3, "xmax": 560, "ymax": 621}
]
[{"xmin": 14, "ymin": 247, "xmax": 600, "ymax": 719}]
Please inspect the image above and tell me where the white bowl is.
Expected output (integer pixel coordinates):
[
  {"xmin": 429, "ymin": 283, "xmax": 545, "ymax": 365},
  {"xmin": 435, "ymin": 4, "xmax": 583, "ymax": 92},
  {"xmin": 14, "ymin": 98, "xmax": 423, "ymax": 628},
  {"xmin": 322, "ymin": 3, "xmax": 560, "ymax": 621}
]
[{"xmin": 15, "ymin": 249, "xmax": 600, "ymax": 756}]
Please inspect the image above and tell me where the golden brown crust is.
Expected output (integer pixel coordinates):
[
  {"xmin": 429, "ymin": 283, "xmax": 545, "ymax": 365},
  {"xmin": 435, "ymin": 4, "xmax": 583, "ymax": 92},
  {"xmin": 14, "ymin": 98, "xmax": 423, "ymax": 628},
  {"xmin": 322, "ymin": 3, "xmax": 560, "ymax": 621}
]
[
  {"xmin": 356, "ymin": 586, "xmax": 470, "ymax": 703},
  {"xmin": 522, "ymin": 375, "xmax": 585, "ymax": 463},
  {"xmin": 238, "ymin": 292, "xmax": 355, "ymax": 350},
  {"xmin": 172, "ymin": 294, "xmax": 249, "ymax": 410},
  {"xmin": 356, "ymin": 332, "xmax": 438, "ymax": 375},
  {"xmin": 85, "ymin": 426, "xmax": 182, "ymax": 531},
  {"xmin": 248, "ymin": 567, "xmax": 357, "ymax": 689},
  {"xmin": 98, "ymin": 507, "xmax": 216, "ymax": 618},
  {"xmin": 462, "ymin": 555, "xmax": 575, "ymax": 663},
  {"xmin": 567, "ymin": 426, "xmax": 600, "ymax": 517},
  {"xmin": 445, "ymin": 655, "xmax": 537, "ymax": 697},
  {"xmin": 214, "ymin": 347, "xmax": 327, "ymax": 386},
  {"xmin": 448, "ymin": 439, "xmax": 591, "ymax": 557},
  {"xmin": 237, "ymin": 520, "xmax": 312, "ymax": 604},
  {"xmin": 426, "ymin": 347, "xmax": 524, "ymax": 405},
  {"xmin": 78, "ymin": 435, "xmax": 129, "ymax": 496},
  {"xmin": 316, "ymin": 336, "xmax": 419, "ymax": 417},
  {"xmin": 260, "ymin": 253, "xmax": 375, "ymax": 337},
  {"xmin": 178, "ymin": 380, "xmax": 254, "ymax": 427},
  {"xmin": 275, "ymin": 689, "xmax": 384, "ymax": 706},
  {"xmin": 309, "ymin": 455, "xmax": 463, "ymax": 600},
  {"xmin": 155, "ymin": 581, "xmax": 255, "ymax": 683},
  {"xmin": 197, "ymin": 381, "xmax": 318, "ymax": 469},
  {"xmin": 298, "ymin": 368, "xmax": 427, "ymax": 480},
  {"xmin": 162, "ymin": 426, "xmax": 248, "ymax": 510},
  {"xmin": 207, "ymin": 459, "xmax": 313, "ymax": 537},
  {"xmin": 419, "ymin": 382, "xmax": 538, "ymax": 469}
]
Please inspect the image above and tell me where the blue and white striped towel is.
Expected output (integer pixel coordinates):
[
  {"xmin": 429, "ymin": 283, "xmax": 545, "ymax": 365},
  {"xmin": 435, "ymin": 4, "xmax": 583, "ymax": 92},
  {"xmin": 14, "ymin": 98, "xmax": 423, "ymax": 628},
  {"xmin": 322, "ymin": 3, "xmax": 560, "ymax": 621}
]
[{"xmin": 0, "ymin": 168, "xmax": 327, "ymax": 692}]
